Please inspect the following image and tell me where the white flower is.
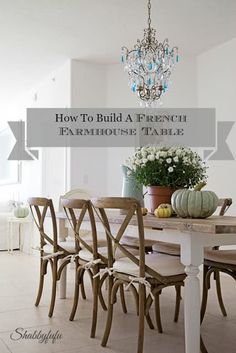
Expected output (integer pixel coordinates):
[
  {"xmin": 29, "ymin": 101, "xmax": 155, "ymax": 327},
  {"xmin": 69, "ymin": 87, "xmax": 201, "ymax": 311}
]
[
  {"xmin": 168, "ymin": 167, "xmax": 174, "ymax": 173},
  {"xmin": 147, "ymin": 154, "xmax": 155, "ymax": 161},
  {"xmin": 142, "ymin": 158, "xmax": 148, "ymax": 164},
  {"xmin": 166, "ymin": 158, "xmax": 172, "ymax": 164},
  {"xmin": 173, "ymin": 156, "xmax": 179, "ymax": 163},
  {"xmin": 176, "ymin": 149, "xmax": 183, "ymax": 156},
  {"xmin": 160, "ymin": 151, "xmax": 167, "ymax": 158},
  {"xmin": 183, "ymin": 157, "xmax": 190, "ymax": 164}
]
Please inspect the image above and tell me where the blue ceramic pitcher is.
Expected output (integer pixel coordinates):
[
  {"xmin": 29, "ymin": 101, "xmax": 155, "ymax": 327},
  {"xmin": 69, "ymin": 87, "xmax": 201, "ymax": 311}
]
[{"xmin": 121, "ymin": 165, "xmax": 144, "ymax": 207}]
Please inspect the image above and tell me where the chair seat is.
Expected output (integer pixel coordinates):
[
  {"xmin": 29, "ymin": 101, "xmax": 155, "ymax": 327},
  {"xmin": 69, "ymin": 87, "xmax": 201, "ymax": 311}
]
[
  {"xmin": 79, "ymin": 246, "xmax": 139, "ymax": 262},
  {"xmin": 204, "ymin": 249, "xmax": 236, "ymax": 265},
  {"xmin": 121, "ymin": 235, "xmax": 157, "ymax": 249},
  {"xmin": 152, "ymin": 242, "xmax": 181, "ymax": 256},
  {"xmin": 67, "ymin": 230, "xmax": 107, "ymax": 248},
  {"xmin": 44, "ymin": 241, "xmax": 77, "ymax": 254},
  {"xmin": 113, "ymin": 253, "xmax": 185, "ymax": 278}
]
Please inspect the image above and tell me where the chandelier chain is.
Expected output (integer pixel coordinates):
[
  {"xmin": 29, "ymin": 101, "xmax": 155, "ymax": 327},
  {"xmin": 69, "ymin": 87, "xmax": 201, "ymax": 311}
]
[
  {"xmin": 121, "ymin": 0, "xmax": 179, "ymax": 106},
  {"xmin": 148, "ymin": 0, "xmax": 151, "ymax": 29}
]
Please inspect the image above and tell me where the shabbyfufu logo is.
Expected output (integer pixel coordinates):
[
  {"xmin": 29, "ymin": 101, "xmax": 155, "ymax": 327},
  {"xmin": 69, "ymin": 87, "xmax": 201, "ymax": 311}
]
[{"xmin": 10, "ymin": 328, "xmax": 62, "ymax": 344}]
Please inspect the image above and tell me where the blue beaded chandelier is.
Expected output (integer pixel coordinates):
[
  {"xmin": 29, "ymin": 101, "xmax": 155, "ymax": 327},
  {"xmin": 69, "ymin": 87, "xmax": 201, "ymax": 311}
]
[{"xmin": 121, "ymin": 0, "xmax": 179, "ymax": 107}]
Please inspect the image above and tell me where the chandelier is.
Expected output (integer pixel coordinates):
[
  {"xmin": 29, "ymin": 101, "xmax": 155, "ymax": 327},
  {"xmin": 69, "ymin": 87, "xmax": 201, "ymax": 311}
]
[{"xmin": 121, "ymin": 0, "xmax": 179, "ymax": 107}]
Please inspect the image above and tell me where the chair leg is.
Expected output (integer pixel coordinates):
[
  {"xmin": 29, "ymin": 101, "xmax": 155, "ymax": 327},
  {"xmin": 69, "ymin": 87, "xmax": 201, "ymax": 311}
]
[
  {"xmin": 137, "ymin": 284, "xmax": 145, "ymax": 353},
  {"xmin": 201, "ymin": 265, "xmax": 209, "ymax": 323},
  {"xmin": 214, "ymin": 270, "xmax": 227, "ymax": 317},
  {"xmin": 101, "ymin": 276, "xmax": 114, "ymax": 347},
  {"xmin": 120, "ymin": 284, "xmax": 128, "ymax": 314},
  {"xmin": 98, "ymin": 273, "xmax": 108, "ymax": 311},
  {"xmin": 145, "ymin": 295, "xmax": 154, "ymax": 329},
  {"xmin": 48, "ymin": 260, "xmax": 58, "ymax": 318},
  {"xmin": 35, "ymin": 262, "xmax": 45, "ymax": 306},
  {"xmin": 81, "ymin": 269, "xmax": 87, "ymax": 300},
  {"xmin": 174, "ymin": 285, "xmax": 181, "ymax": 322},
  {"xmin": 154, "ymin": 292, "xmax": 163, "ymax": 333},
  {"xmin": 145, "ymin": 311, "xmax": 155, "ymax": 330},
  {"xmin": 90, "ymin": 272, "xmax": 99, "ymax": 338},
  {"xmin": 69, "ymin": 269, "xmax": 80, "ymax": 321},
  {"xmin": 129, "ymin": 284, "xmax": 139, "ymax": 316}
]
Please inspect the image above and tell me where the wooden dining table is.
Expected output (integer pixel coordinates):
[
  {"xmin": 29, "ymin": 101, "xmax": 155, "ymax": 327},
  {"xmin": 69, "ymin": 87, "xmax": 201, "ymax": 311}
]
[{"xmin": 57, "ymin": 211, "xmax": 236, "ymax": 353}]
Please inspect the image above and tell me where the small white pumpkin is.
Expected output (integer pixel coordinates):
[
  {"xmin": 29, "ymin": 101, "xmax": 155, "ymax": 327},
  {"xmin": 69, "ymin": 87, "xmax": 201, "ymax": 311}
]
[
  {"xmin": 14, "ymin": 207, "xmax": 29, "ymax": 218},
  {"xmin": 171, "ymin": 182, "xmax": 218, "ymax": 219}
]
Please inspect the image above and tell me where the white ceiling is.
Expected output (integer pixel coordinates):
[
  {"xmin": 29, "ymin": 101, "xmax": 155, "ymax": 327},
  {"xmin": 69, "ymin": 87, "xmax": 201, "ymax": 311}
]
[{"xmin": 0, "ymin": 0, "xmax": 236, "ymax": 106}]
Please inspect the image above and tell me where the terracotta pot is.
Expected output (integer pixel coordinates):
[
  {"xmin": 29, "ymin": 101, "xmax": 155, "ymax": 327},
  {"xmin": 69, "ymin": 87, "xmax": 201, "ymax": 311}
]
[{"xmin": 147, "ymin": 186, "xmax": 176, "ymax": 214}]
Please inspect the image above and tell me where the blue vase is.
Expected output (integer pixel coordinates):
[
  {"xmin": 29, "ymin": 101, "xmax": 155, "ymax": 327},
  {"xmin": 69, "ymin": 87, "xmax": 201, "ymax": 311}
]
[{"xmin": 121, "ymin": 165, "xmax": 144, "ymax": 207}]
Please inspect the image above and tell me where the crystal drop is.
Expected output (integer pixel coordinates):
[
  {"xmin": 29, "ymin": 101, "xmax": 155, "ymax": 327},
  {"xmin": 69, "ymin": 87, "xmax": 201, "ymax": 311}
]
[
  {"xmin": 147, "ymin": 62, "xmax": 153, "ymax": 71},
  {"xmin": 176, "ymin": 55, "xmax": 179, "ymax": 63},
  {"xmin": 131, "ymin": 82, "xmax": 137, "ymax": 92},
  {"xmin": 147, "ymin": 78, "xmax": 152, "ymax": 86}
]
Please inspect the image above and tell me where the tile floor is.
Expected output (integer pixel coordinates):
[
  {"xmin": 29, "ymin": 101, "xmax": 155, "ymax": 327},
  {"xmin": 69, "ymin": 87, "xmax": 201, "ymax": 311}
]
[{"xmin": 0, "ymin": 251, "xmax": 236, "ymax": 353}]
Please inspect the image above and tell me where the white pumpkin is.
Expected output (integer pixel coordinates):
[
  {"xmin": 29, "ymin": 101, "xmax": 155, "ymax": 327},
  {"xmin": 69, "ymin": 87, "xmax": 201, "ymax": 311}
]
[
  {"xmin": 171, "ymin": 182, "xmax": 218, "ymax": 218},
  {"xmin": 14, "ymin": 207, "xmax": 29, "ymax": 218}
]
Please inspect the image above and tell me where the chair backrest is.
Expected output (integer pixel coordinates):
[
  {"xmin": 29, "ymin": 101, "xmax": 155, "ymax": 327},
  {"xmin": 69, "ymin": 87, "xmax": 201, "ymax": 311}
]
[
  {"xmin": 92, "ymin": 197, "xmax": 164, "ymax": 282},
  {"xmin": 28, "ymin": 197, "xmax": 59, "ymax": 253},
  {"xmin": 61, "ymin": 198, "xmax": 106, "ymax": 263},
  {"xmin": 217, "ymin": 198, "xmax": 232, "ymax": 216},
  {"xmin": 58, "ymin": 189, "xmax": 91, "ymax": 212}
]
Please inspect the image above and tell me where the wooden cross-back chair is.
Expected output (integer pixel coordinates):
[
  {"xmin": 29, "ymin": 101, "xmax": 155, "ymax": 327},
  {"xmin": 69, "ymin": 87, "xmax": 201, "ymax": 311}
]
[
  {"xmin": 61, "ymin": 198, "xmax": 111, "ymax": 338},
  {"xmin": 62, "ymin": 198, "xmax": 137, "ymax": 339},
  {"xmin": 201, "ymin": 198, "xmax": 235, "ymax": 323},
  {"xmin": 92, "ymin": 197, "xmax": 186, "ymax": 353},
  {"xmin": 28, "ymin": 197, "xmax": 78, "ymax": 317}
]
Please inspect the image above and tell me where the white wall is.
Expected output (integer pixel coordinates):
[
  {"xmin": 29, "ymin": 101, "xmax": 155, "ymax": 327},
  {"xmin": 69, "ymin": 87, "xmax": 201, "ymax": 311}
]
[
  {"xmin": 0, "ymin": 61, "xmax": 71, "ymax": 206},
  {"xmin": 25, "ymin": 60, "xmax": 71, "ymax": 206},
  {"xmin": 197, "ymin": 38, "xmax": 236, "ymax": 215},
  {"xmin": 69, "ymin": 60, "xmax": 108, "ymax": 196}
]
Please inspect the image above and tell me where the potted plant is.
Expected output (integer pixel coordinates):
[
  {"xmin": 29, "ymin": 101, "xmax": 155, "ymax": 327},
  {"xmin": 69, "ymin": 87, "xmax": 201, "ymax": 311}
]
[{"xmin": 126, "ymin": 146, "xmax": 207, "ymax": 213}]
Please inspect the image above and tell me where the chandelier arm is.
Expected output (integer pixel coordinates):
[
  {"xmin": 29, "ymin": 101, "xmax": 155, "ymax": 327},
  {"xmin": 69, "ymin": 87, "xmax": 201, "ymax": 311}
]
[
  {"xmin": 129, "ymin": 71, "xmax": 146, "ymax": 86},
  {"xmin": 163, "ymin": 68, "xmax": 171, "ymax": 75}
]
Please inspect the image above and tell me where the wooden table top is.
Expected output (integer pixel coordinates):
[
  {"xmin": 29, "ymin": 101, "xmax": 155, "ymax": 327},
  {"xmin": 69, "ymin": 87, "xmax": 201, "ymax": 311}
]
[{"xmin": 57, "ymin": 211, "xmax": 236, "ymax": 235}]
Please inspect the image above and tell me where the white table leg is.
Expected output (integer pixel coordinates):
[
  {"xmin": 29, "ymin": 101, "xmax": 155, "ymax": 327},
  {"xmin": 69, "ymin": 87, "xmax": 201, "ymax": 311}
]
[
  {"xmin": 59, "ymin": 219, "xmax": 68, "ymax": 242},
  {"xmin": 7, "ymin": 221, "xmax": 10, "ymax": 253},
  {"xmin": 184, "ymin": 265, "xmax": 200, "ymax": 353},
  {"xmin": 59, "ymin": 258, "xmax": 67, "ymax": 299},
  {"xmin": 10, "ymin": 222, "xmax": 13, "ymax": 254},
  {"xmin": 180, "ymin": 235, "xmax": 204, "ymax": 353},
  {"xmin": 29, "ymin": 221, "xmax": 34, "ymax": 254},
  {"xmin": 19, "ymin": 223, "xmax": 23, "ymax": 251}
]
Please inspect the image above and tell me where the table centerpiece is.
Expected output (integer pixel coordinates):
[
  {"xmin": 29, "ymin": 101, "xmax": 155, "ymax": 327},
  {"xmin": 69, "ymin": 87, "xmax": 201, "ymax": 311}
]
[{"xmin": 126, "ymin": 146, "xmax": 207, "ymax": 213}]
